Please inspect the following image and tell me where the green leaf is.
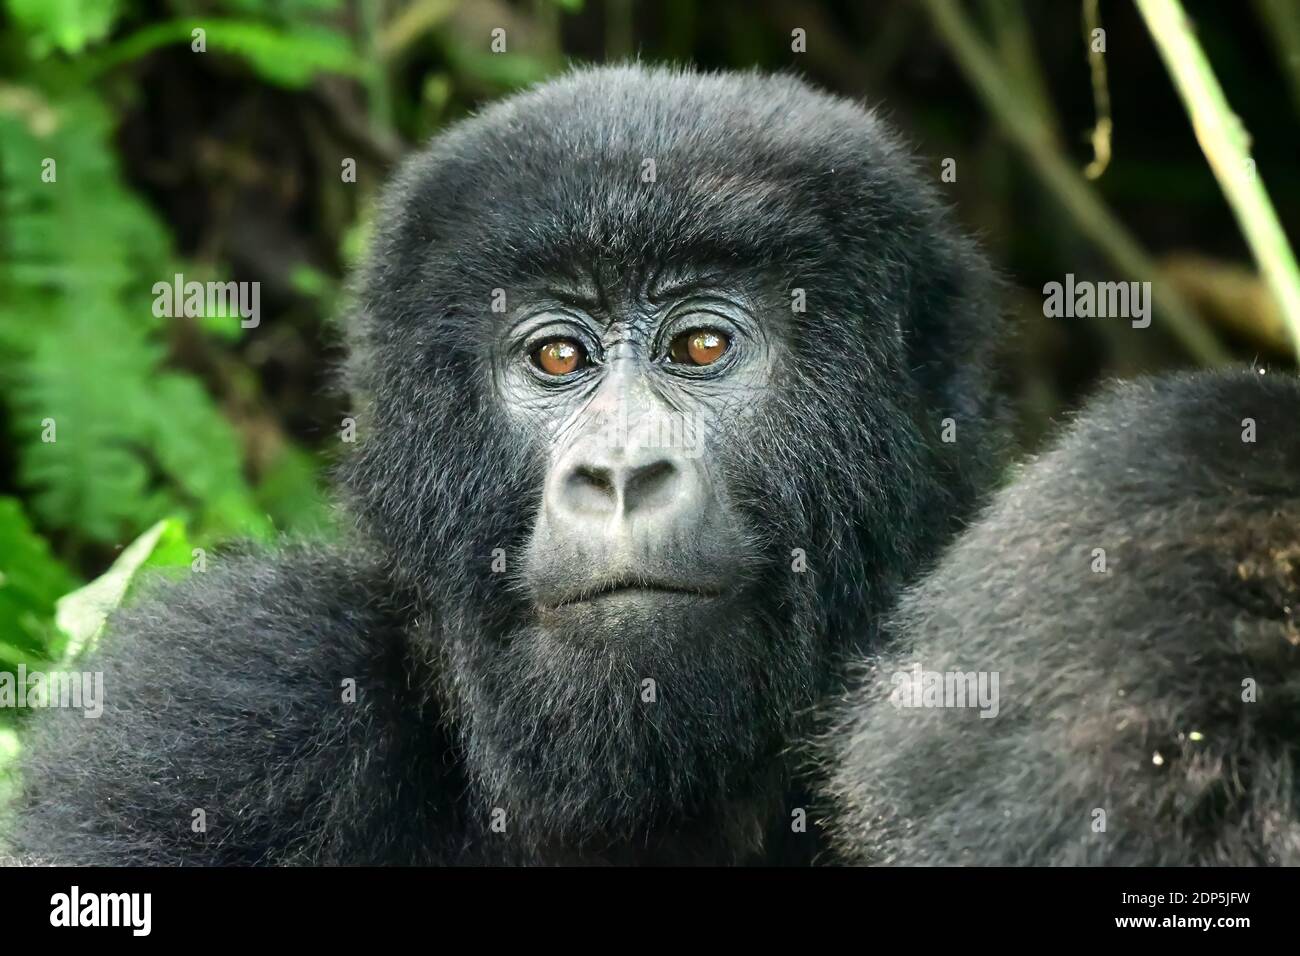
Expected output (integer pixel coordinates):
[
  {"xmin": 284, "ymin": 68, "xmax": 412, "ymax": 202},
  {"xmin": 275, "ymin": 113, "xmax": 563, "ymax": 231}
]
[
  {"xmin": 0, "ymin": 497, "xmax": 78, "ymax": 669},
  {"xmin": 89, "ymin": 19, "xmax": 363, "ymax": 88},
  {"xmin": 142, "ymin": 517, "xmax": 196, "ymax": 572},
  {"xmin": 6, "ymin": 0, "xmax": 123, "ymax": 56},
  {"xmin": 55, "ymin": 519, "xmax": 171, "ymax": 662},
  {"xmin": 201, "ymin": 21, "xmax": 362, "ymax": 87}
]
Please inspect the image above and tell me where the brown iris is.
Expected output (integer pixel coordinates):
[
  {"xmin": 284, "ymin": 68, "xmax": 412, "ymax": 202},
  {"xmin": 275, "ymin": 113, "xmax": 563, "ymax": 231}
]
[
  {"xmin": 668, "ymin": 329, "xmax": 730, "ymax": 367},
  {"xmin": 532, "ymin": 338, "xmax": 586, "ymax": 376}
]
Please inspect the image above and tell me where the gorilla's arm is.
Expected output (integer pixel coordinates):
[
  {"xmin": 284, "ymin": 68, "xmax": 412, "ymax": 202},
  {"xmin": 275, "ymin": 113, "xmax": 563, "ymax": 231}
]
[
  {"xmin": 6, "ymin": 548, "xmax": 466, "ymax": 865},
  {"xmin": 825, "ymin": 369, "xmax": 1300, "ymax": 865}
]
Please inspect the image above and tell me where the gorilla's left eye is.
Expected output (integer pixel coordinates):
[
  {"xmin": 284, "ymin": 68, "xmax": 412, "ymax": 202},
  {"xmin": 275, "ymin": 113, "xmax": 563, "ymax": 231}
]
[
  {"xmin": 667, "ymin": 329, "xmax": 730, "ymax": 367},
  {"xmin": 531, "ymin": 338, "xmax": 588, "ymax": 376}
]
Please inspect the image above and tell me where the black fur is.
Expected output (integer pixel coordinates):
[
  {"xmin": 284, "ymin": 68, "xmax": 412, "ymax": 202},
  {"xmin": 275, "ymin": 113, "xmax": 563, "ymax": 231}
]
[
  {"xmin": 824, "ymin": 369, "xmax": 1300, "ymax": 865},
  {"xmin": 6, "ymin": 66, "xmax": 1002, "ymax": 865}
]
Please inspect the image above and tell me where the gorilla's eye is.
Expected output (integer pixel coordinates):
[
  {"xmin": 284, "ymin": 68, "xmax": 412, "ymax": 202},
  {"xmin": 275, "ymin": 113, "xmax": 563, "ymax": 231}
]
[
  {"xmin": 667, "ymin": 329, "xmax": 730, "ymax": 367},
  {"xmin": 532, "ymin": 338, "xmax": 588, "ymax": 376}
]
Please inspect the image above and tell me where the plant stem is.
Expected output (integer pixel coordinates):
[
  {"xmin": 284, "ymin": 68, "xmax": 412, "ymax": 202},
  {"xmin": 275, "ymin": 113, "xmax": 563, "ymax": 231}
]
[{"xmin": 1137, "ymin": 0, "xmax": 1300, "ymax": 362}]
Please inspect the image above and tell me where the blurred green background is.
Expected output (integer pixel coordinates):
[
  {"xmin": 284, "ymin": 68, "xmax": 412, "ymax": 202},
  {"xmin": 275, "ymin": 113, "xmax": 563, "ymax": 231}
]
[{"xmin": 0, "ymin": 0, "xmax": 1297, "ymax": 792}]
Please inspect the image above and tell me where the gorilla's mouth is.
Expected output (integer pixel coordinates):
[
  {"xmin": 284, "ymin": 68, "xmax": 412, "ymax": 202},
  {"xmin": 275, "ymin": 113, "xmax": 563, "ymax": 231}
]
[{"xmin": 542, "ymin": 578, "xmax": 724, "ymax": 610}]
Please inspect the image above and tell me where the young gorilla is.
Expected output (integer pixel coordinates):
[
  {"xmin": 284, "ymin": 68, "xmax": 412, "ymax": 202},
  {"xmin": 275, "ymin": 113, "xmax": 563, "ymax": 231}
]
[
  {"xmin": 825, "ymin": 369, "xmax": 1300, "ymax": 865},
  {"xmin": 6, "ymin": 66, "xmax": 1003, "ymax": 864}
]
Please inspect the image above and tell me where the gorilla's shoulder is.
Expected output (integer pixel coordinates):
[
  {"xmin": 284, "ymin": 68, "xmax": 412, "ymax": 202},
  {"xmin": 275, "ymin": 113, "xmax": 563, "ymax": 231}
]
[
  {"xmin": 7, "ymin": 544, "xmax": 450, "ymax": 865},
  {"xmin": 825, "ymin": 369, "xmax": 1300, "ymax": 865},
  {"xmin": 933, "ymin": 368, "xmax": 1299, "ymax": 607},
  {"xmin": 99, "ymin": 543, "xmax": 406, "ymax": 678},
  {"xmin": 1038, "ymin": 368, "xmax": 1299, "ymax": 500}
]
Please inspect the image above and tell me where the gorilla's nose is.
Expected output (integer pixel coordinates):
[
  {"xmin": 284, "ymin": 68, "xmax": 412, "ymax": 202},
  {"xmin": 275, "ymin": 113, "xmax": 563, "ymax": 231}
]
[{"xmin": 555, "ymin": 450, "xmax": 687, "ymax": 521}]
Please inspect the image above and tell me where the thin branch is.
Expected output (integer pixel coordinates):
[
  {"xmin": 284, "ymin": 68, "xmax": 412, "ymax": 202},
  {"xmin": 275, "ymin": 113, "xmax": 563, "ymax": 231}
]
[
  {"xmin": 1081, "ymin": 0, "xmax": 1112, "ymax": 180},
  {"xmin": 1136, "ymin": 0, "xmax": 1300, "ymax": 362}
]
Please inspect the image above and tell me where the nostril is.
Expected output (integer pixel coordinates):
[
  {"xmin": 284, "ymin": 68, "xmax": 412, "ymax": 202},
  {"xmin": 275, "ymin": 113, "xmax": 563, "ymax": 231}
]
[
  {"xmin": 573, "ymin": 465, "xmax": 615, "ymax": 495},
  {"xmin": 562, "ymin": 464, "xmax": 618, "ymax": 514},
  {"xmin": 624, "ymin": 459, "xmax": 680, "ymax": 514},
  {"xmin": 555, "ymin": 458, "xmax": 684, "ymax": 518}
]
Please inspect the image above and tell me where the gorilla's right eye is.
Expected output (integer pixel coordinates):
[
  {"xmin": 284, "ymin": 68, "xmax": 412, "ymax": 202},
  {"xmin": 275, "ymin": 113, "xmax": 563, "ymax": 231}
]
[
  {"xmin": 667, "ymin": 328, "xmax": 730, "ymax": 367},
  {"xmin": 531, "ymin": 338, "xmax": 588, "ymax": 376}
]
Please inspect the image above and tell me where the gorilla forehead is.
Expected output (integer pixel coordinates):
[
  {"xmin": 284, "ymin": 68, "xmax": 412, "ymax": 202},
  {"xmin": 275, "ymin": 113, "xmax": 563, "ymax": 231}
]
[{"xmin": 370, "ymin": 65, "xmax": 926, "ymax": 302}]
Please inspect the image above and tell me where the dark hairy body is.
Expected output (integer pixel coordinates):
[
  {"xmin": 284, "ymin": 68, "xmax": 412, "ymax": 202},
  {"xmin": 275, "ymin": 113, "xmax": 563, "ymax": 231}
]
[
  {"xmin": 824, "ymin": 370, "xmax": 1300, "ymax": 865},
  {"xmin": 7, "ymin": 66, "xmax": 1003, "ymax": 865}
]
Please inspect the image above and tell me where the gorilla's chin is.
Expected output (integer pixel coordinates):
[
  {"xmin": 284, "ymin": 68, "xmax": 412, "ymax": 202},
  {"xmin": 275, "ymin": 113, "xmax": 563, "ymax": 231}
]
[
  {"xmin": 440, "ymin": 594, "xmax": 820, "ymax": 854},
  {"xmin": 534, "ymin": 587, "xmax": 734, "ymax": 649}
]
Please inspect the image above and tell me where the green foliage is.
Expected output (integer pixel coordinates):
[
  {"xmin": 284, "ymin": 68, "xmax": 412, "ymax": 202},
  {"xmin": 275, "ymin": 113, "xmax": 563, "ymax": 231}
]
[
  {"xmin": 198, "ymin": 21, "xmax": 360, "ymax": 87},
  {"xmin": 0, "ymin": 0, "xmax": 351, "ymax": 686},
  {"xmin": 6, "ymin": 0, "xmax": 123, "ymax": 56},
  {"xmin": 90, "ymin": 19, "xmax": 364, "ymax": 88},
  {"xmin": 0, "ymin": 497, "xmax": 77, "ymax": 672},
  {"xmin": 0, "ymin": 495, "xmax": 75, "ymax": 807},
  {"xmin": 255, "ymin": 445, "xmax": 338, "ymax": 538},
  {"xmin": 0, "ymin": 94, "xmax": 270, "ymax": 548}
]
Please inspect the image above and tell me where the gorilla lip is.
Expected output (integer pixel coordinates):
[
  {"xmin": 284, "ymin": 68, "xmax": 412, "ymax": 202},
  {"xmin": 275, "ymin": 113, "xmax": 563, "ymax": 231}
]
[{"xmin": 542, "ymin": 578, "xmax": 723, "ymax": 610}]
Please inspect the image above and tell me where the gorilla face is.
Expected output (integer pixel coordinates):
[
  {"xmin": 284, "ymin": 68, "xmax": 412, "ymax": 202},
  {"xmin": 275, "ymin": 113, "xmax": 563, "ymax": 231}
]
[
  {"xmin": 466, "ymin": 271, "xmax": 824, "ymax": 850},
  {"xmin": 506, "ymin": 276, "xmax": 775, "ymax": 644},
  {"xmin": 343, "ymin": 66, "xmax": 1003, "ymax": 852}
]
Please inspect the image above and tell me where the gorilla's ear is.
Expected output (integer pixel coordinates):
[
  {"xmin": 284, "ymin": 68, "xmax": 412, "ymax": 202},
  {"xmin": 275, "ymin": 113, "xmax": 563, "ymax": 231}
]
[
  {"xmin": 899, "ymin": 216, "xmax": 1010, "ymax": 503},
  {"xmin": 908, "ymin": 228, "xmax": 1005, "ymax": 425}
]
